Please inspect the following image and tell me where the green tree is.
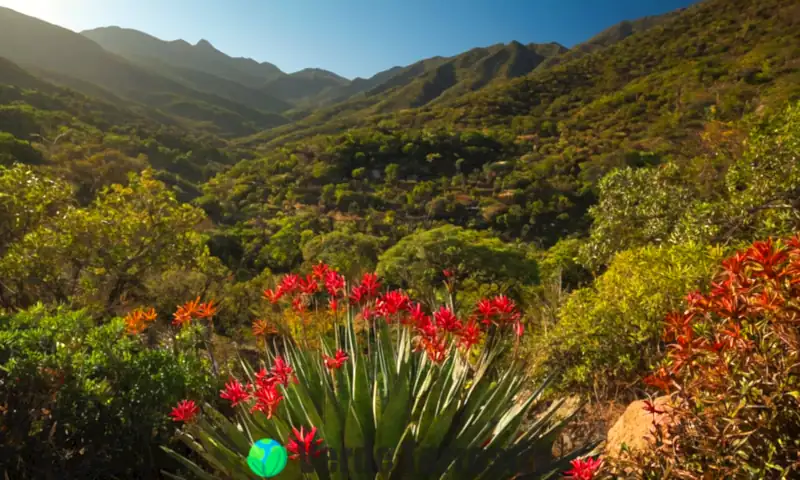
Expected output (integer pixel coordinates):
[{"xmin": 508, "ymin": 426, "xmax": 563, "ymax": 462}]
[{"xmin": 301, "ymin": 230, "xmax": 384, "ymax": 279}]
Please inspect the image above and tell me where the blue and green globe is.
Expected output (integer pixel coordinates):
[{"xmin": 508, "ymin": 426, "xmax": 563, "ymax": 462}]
[{"xmin": 247, "ymin": 438, "xmax": 287, "ymax": 478}]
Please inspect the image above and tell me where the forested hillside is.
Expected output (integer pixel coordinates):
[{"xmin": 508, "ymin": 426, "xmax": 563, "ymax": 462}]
[{"xmin": 1, "ymin": 0, "xmax": 799, "ymax": 478}]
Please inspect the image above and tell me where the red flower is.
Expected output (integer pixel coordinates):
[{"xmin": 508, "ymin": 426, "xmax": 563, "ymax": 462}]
[
  {"xmin": 323, "ymin": 350, "xmax": 349, "ymax": 370},
  {"xmin": 349, "ymin": 285, "xmax": 366, "ymax": 305},
  {"xmin": 220, "ymin": 379, "xmax": 250, "ymax": 407},
  {"xmin": 255, "ymin": 368, "xmax": 275, "ymax": 389},
  {"xmin": 292, "ymin": 297, "xmax": 307, "ymax": 314},
  {"xmin": 564, "ymin": 456, "xmax": 603, "ymax": 479},
  {"xmin": 286, "ymin": 426, "xmax": 325, "ymax": 461},
  {"xmin": 328, "ymin": 298, "xmax": 339, "ymax": 313},
  {"xmin": 250, "ymin": 383, "xmax": 283, "ymax": 419},
  {"xmin": 170, "ymin": 400, "xmax": 199, "ymax": 423},
  {"xmin": 491, "ymin": 295, "xmax": 516, "ymax": 316},
  {"xmin": 420, "ymin": 334, "xmax": 448, "ymax": 363},
  {"xmin": 415, "ymin": 313, "xmax": 437, "ymax": 339},
  {"xmin": 263, "ymin": 288, "xmax": 283, "ymax": 304},
  {"xmin": 513, "ymin": 319, "xmax": 524, "ymax": 338},
  {"xmin": 312, "ymin": 262, "xmax": 330, "ymax": 280},
  {"xmin": 433, "ymin": 306, "xmax": 462, "ymax": 332},
  {"xmin": 476, "ymin": 298, "xmax": 496, "ymax": 325},
  {"xmin": 360, "ymin": 306, "xmax": 377, "ymax": 322},
  {"xmin": 324, "ymin": 270, "xmax": 345, "ymax": 296},
  {"xmin": 443, "ymin": 269, "xmax": 454, "ymax": 279},
  {"xmin": 299, "ymin": 274, "xmax": 319, "ymax": 295},
  {"xmin": 458, "ymin": 319, "xmax": 482, "ymax": 350},
  {"xmin": 359, "ymin": 273, "xmax": 381, "ymax": 298},
  {"xmin": 270, "ymin": 356, "xmax": 297, "ymax": 387},
  {"xmin": 376, "ymin": 290, "xmax": 411, "ymax": 318},
  {"xmin": 279, "ymin": 274, "xmax": 301, "ymax": 295}
]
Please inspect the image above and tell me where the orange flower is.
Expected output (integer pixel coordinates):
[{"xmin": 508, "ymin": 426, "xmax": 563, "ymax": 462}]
[
  {"xmin": 197, "ymin": 300, "xmax": 217, "ymax": 319},
  {"xmin": 252, "ymin": 319, "xmax": 277, "ymax": 337},
  {"xmin": 124, "ymin": 307, "xmax": 157, "ymax": 335},
  {"xmin": 173, "ymin": 297, "xmax": 201, "ymax": 326}
]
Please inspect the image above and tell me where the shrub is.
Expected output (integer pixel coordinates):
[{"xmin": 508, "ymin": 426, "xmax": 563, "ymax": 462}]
[
  {"xmin": 614, "ymin": 236, "xmax": 800, "ymax": 478},
  {"xmin": 0, "ymin": 305, "xmax": 215, "ymax": 479},
  {"xmin": 530, "ymin": 242, "xmax": 723, "ymax": 399},
  {"xmin": 162, "ymin": 265, "xmax": 590, "ymax": 479}
]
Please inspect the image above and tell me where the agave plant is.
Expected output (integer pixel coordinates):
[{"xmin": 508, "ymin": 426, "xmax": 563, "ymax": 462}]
[{"xmin": 162, "ymin": 266, "xmax": 592, "ymax": 479}]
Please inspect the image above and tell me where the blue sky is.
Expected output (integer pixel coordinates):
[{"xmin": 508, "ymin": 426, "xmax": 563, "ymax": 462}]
[{"xmin": 1, "ymin": 0, "xmax": 698, "ymax": 79}]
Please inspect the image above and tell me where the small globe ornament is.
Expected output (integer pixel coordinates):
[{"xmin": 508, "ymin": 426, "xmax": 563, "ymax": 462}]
[{"xmin": 247, "ymin": 438, "xmax": 288, "ymax": 478}]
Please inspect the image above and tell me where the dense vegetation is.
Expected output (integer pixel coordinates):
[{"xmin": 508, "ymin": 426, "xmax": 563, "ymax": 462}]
[{"xmin": 1, "ymin": 0, "xmax": 799, "ymax": 477}]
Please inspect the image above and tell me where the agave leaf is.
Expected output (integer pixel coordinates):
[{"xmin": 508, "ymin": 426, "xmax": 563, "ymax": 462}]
[
  {"xmin": 344, "ymin": 402, "xmax": 374, "ymax": 480},
  {"xmin": 161, "ymin": 446, "xmax": 220, "ymax": 480},
  {"xmin": 373, "ymin": 360, "xmax": 411, "ymax": 473}
]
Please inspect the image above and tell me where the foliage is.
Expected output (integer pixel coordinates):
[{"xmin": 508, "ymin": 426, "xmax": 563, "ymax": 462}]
[
  {"xmin": 377, "ymin": 225, "xmax": 540, "ymax": 303},
  {"xmin": 0, "ymin": 305, "xmax": 215, "ymax": 479},
  {"xmin": 301, "ymin": 230, "xmax": 384, "ymax": 279},
  {"xmin": 529, "ymin": 242, "xmax": 723, "ymax": 399},
  {"xmin": 609, "ymin": 236, "xmax": 800, "ymax": 478},
  {"xmin": 0, "ymin": 168, "xmax": 220, "ymax": 313},
  {"xmin": 162, "ymin": 265, "xmax": 589, "ymax": 479},
  {"xmin": 583, "ymin": 101, "xmax": 800, "ymax": 269}
]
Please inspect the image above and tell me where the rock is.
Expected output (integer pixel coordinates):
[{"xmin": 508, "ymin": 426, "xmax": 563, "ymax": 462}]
[{"xmin": 604, "ymin": 395, "xmax": 672, "ymax": 459}]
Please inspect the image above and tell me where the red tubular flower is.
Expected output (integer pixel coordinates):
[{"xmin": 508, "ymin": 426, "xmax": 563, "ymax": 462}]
[
  {"xmin": 255, "ymin": 368, "xmax": 275, "ymax": 389},
  {"xmin": 349, "ymin": 285, "xmax": 366, "ymax": 305},
  {"xmin": 286, "ymin": 426, "xmax": 325, "ymax": 461},
  {"xmin": 170, "ymin": 399, "xmax": 199, "ymax": 423},
  {"xmin": 415, "ymin": 313, "xmax": 437, "ymax": 339},
  {"xmin": 279, "ymin": 274, "xmax": 301, "ymax": 295},
  {"xmin": 250, "ymin": 383, "xmax": 283, "ymax": 419},
  {"xmin": 299, "ymin": 274, "xmax": 319, "ymax": 295},
  {"xmin": 458, "ymin": 319, "xmax": 482, "ymax": 350},
  {"xmin": 270, "ymin": 356, "xmax": 297, "ymax": 386},
  {"xmin": 359, "ymin": 273, "xmax": 381, "ymax": 298},
  {"xmin": 476, "ymin": 298, "xmax": 496, "ymax": 325},
  {"xmin": 312, "ymin": 262, "xmax": 330, "ymax": 280},
  {"xmin": 360, "ymin": 306, "xmax": 377, "ymax": 322},
  {"xmin": 263, "ymin": 288, "xmax": 283, "ymax": 304},
  {"xmin": 443, "ymin": 269, "xmax": 454, "ymax": 279},
  {"xmin": 328, "ymin": 298, "xmax": 339, "ymax": 313},
  {"xmin": 292, "ymin": 297, "xmax": 307, "ymax": 314},
  {"xmin": 324, "ymin": 270, "xmax": 345, "ymax": 296},
  {"xmin": 420, "ymin": 334, "xmax": 448, "ymax": 363},
  {"xmin": 564, "ymin": 457, "xmax": 603, "ymax": 479},
  {"xmin": 323, "ymin": 350, "xmax": 349, "ymax": 370},
  {"xmin": 220, "ymin": 379, "xmax": 250, "ymax": 407},
  {"xmin": 433, "ymin": 306, "xmax": 462, "ymax": 332},
  {"xmin": 376, "ymin": 290, "xmax": 411, "ymax": 318},
  {"xmin": 491, "ymin": 295, "xmax": 516, "ymax": 316}
]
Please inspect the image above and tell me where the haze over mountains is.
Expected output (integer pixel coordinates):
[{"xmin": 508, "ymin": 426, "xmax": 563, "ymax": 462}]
[{"xmin": 0, "ymin": 5, "xmax": 676, "ymax": 137}]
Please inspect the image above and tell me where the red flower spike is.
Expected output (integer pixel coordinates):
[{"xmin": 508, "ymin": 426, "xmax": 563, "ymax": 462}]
[
  {"xmin": 458, "ymin": 319, "xmax": 482, "ymax": 350},
  {"xmin": 433, "ymin": 306, "xmax": 462, "ymax": 332},
  {"xmin": 564, "ymin": 456, "xmax": 603, "ymax": 480},
  {"xmin": 476, "ymin": 298, "xmax": 496, "ymax": 325},
  {"xmin": 250, "ymin": 383, "xmax": 283, "ymax": 419},
  {"xmin": 279, "ymin": 274, "xmax": 301, "ymax": 295},
  {"xmin": 376, "ymin": 290, "xmax": 411, "ymax": 318},
  {"xmin": 324, "ymin": 270, "xmax": 346, "ymax": 296},
  {"xmin": 359, "ymin": 273, "xmax": 381, "ymax": 298},
  {"xmin": 323, "ymin": 350, "xmax": 350, "ymax": 370},
  {"xmin": 263, "ymin": 288, "xmax": 283, "ymax": 304},
  {"xmin": 312, "ymin": 262, "xmax": 330, "ymax": 280},
  {"xmin": 170, "ymin": 399, "xmax": 199, "ymax": 423},
  {"xmin": 220, "ymin": 379, "xmax": 250, "ymax": 407},
  {"xmin": 287, "ymin": 426, "xmax": 325, "ymax": 461},
  {"xmin": 491, "ymin": 295, "xmax": 516, "ymax": 315},
  {"xmin": 299, "ymin": 274, "xmax": 319, "ymax": 295},
  {"xmin": 349, "ymin": 285, "xmax": 366, "ymax": 305},
  {"xmin": 270, "ymin": 356, "xmax": 297, "ymax": 387}
]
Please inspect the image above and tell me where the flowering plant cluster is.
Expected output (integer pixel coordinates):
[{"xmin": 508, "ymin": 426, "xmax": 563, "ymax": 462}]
[
  {"xmin": 258, "ymin": 263, "xmax": 525, "ymax": 363},
  {"xmin": 161, "ymin": 265, "xmax": 591, "ymax": 479},
  {"xmin": 611, "ymin": 236, "xmax": 800, "ymax": 478}
]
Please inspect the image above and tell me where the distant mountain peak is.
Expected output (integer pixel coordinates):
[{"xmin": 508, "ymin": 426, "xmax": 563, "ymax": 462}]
[{"xmin": 195, "ymin": 39, "xmax": 216, "ymax": 50}]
